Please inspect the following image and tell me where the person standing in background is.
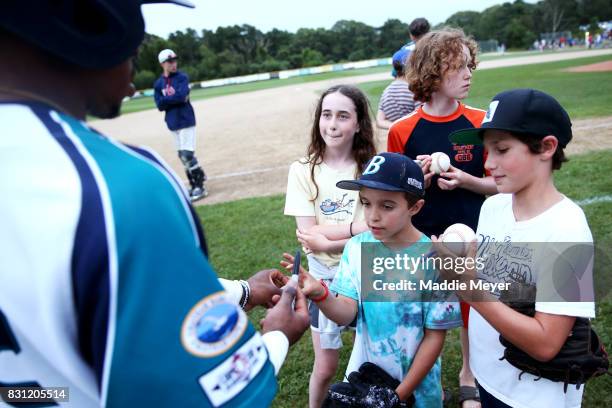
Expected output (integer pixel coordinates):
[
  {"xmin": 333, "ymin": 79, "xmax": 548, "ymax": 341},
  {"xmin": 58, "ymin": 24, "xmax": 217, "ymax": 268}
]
[{"xmin": 154, "ymin": 49, "xmax": 208, "ymax": 201}]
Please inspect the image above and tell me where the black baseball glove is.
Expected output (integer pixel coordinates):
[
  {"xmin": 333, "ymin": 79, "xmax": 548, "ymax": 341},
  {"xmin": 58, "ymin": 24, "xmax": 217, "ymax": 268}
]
[
  {"xmin": 499, "ymin": 299, "xmax": 611, "ymax": 392},
  {"xmin": 322, "ymin": 362, "xmax": 415, "ymax": 408}
]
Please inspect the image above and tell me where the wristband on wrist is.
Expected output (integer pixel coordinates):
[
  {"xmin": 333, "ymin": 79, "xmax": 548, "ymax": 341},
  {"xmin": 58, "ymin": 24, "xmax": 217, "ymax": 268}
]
[
  {"xmin": 311, "ymin": 279, "xmax": 329, "ymax": 303},
  {"xmin": 238, "ymin": 279, "xmax": 250, "ymax": 309},
  {"xmin": 349, "ymin": 222, "xmax": 354, "ymax": 237}
]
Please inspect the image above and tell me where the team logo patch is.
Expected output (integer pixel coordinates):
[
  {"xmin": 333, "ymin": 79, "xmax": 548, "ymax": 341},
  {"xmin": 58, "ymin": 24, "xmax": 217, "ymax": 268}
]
[
  {"xmin": 181, "ymin": 292, "xmax": 248, "ymax": 357},
  {"xmin": 482, "ymin": 100, "xmax": 499, "ymax": 124},
  {"xmin": 198, "ymin": 333, "xmax": 268, "ymax": 407}
]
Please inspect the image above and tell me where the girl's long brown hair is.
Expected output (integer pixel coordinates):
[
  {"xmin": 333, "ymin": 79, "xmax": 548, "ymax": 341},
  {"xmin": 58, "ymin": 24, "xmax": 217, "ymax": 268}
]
[{"xmin": 305, "ymin": 85, "xmax": 376, "ymax": 201}]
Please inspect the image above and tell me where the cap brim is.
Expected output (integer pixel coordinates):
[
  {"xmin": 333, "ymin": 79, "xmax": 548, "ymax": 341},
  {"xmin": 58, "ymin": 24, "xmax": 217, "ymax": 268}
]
[
  {"xmin": 337, "ymin": 180, "xmax": 424, "ymax": 197},
  {"xmin": 143, "ymin": 0, "xmax": 195, "ymax": 8},
  {"xmin": 337, "ymin": 180, "xmax": 407, "ymax": 192},
  {"xmin": 449, "ymin": 128, "xmax": 484, "ymax": 145}
]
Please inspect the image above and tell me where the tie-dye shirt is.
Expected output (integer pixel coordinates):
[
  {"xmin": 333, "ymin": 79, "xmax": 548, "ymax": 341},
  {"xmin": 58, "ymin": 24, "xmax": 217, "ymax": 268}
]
[{"xmin": 330, "ymin": 231, "xmax": 462, "ymax": 408}]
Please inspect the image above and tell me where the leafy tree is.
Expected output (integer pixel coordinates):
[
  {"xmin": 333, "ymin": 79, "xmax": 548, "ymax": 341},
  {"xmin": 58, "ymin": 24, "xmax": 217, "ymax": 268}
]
[
  {"xmin": 133, "ymin": 1, "xmax": 610, "ymax": 83},
  {"xmin": 445, "ymin": 11, "xmax": 481, "ymax": 37},
  {"xmin": 301, "ymin": 48, "xmax": 325, "ymax": 67},
  {"xmin": 168, "ymin": 28, "xmax": 201, "ymax": 67},
  {"xmin": 263, "ymin": 29, "xmax": 294, "ymax": 58},
  {"xmin": 136, "ymin": 34, "xmax": 173, "ymax": 75},
  {"xmin": 378, "ymin": 19, "xmax": 410, "ymax": 54},
  {"xmin": 133, "ymin": 70, "xmax": 156, "ymax": 90}
]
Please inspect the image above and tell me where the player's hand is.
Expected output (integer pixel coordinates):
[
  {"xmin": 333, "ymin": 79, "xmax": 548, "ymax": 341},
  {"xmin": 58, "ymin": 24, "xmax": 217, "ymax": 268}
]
[
  {"xmin": 416, "ymin": 155, "xmax": 434, "ymax": 189},
  {"xmin": 245, "ymin": 269, "xmax": 288, "ymax": 311},
  {"xmin": 260, "ymin": 280, "xmax": 309, "ymax": 345},
  {"xmin": 437, "ymin": 165, "xmax": 466, "ymax": 190},
  {"xmin": 296, "ymin": 229, "xmax": 332, "ymax": 252},
  {"xmin": 281, "ymin": 252, "xmax": 325, "ymax": 299},
  {"xmin": 166, "ymin": 86, "xmax": 176, "ymax": 96}
]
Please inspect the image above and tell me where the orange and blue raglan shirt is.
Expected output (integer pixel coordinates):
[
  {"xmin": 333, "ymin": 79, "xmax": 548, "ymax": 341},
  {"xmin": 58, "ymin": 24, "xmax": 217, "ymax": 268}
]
[{"xmin": 387, "ymin": 103, "xmax": 487, "ymax": 236}]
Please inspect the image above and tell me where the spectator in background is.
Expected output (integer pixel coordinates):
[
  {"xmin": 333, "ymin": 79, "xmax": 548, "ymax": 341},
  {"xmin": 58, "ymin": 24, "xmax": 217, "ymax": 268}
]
[
  {"xmin": 376, "ymin": 48, "xmax": 420, "ymax": 129},
  {"xmin": 390, "ymin": 17, "xmax": 431, "ymax": 78}
]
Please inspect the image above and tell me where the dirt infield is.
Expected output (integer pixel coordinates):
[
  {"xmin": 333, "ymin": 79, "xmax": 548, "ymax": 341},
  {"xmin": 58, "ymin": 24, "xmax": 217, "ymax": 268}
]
[
  {"xmin": 565, "ymin": 60, "xmax": 612, "ymax": 72},
  {"xmin": 91, "ymin": 49, "xmax": 612, "ymax": 205}
]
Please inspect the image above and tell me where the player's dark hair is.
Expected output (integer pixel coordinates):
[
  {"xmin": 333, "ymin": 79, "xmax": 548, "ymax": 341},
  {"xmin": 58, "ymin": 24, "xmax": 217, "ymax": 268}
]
[
  {"xmin": 404, "ymin": 192, "xmax": 421, "ymax": 207},
  {"xmin": 306, "ymin": 85, "xmax": 376, "ymax": 201},
  {"xmin": 393, "ymin": 60, "xmax": 405, "ymax": 77},
  {"xmin": 512, "ymin": 133, "xmax": 568, "ymax": 170},
  {"xmin": 409, "ymin": 18, "xmax": 430, "ymax": 39}
]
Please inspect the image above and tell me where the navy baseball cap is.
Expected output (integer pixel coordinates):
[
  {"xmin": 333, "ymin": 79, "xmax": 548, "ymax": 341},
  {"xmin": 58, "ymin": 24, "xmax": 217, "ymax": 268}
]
[
  {"xmin": 337, "ymin": 153, "xmax": 425, "ymax": 197},
  {"xmin": 449, "ymin": 89, "xmax": 573, "ymax": 148}
]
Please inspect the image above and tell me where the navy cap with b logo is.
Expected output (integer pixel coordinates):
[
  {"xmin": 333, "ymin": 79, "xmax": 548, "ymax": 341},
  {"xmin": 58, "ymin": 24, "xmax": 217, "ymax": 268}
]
[
  {"xmin": 336, "ymin": 152, "xmax": 425, "ymax": 197},
  {"xmin": 449, "ymin": 89, "xmax": 573, "ymax": 147}
]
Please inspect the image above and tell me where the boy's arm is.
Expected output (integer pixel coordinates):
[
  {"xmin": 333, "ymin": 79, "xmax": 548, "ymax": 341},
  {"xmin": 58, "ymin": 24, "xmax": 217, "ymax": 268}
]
[
  {"xmin": 467, "ymin": 301, "xmax": 575, "ymax": 361},
  {"xmin": 376, "ymin": 110, "xmax": 393, "ymax": 129},
  {"xmin": 395, "ymin": 329, "xmax": 446, "ymax": 401},
  {"xmin": 437, "ymin": 167, "xmax": 497, "ymax": 195},
  {"xmin": 295, "ymin": 218, "xmax": 368, "ymax": 253},
  {"xmin": 432, "ymin": 238, "xmax": 576, "ymax": 361},
  {"xmin": 283, "ymin": 253, "xmax": 358, "ymax": 326},
  {"xmin": 157, "ymin": 74, "xmax": 191, "ymax": 106},
  {"xmin": 153, "ymin": 81, "xmax": 169, "ymax": 111},
  {"xmin": 307, "ymin": 221, "xmax": 368, "ymax": 240},
  {"xmin": 310, "ymin": 283, "xmax": 358, "ymax": 327}
]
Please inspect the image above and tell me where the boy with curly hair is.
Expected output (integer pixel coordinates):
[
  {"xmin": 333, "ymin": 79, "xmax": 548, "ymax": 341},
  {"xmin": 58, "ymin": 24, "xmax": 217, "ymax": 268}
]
[{"xmin": 387, "ymin": 28, "xmax": 497, "ymax": 408}]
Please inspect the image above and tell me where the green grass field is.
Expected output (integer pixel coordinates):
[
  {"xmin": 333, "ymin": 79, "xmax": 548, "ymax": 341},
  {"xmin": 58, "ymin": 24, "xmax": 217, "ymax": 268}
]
[
  {"xmin": 120, "ymin": 48, "xmax": 605, "ymax": 116},
  {"xmin": 359, "ymin": 54, "xmax": 612, "ymax": 119},
  {"xmin": 196, "ymin": 150, "xmax": 612, "ymax": 407}
]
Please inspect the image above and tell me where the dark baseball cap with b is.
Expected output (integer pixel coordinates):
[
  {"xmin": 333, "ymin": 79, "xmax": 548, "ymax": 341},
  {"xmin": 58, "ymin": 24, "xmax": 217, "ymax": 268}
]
[
  {"xmin": 449, "ymin": 89, "xmax": 573, "ymax": 148},
  {"xmin": 336, "ymin": 152, "xmax": 425, "ymax": 197}
]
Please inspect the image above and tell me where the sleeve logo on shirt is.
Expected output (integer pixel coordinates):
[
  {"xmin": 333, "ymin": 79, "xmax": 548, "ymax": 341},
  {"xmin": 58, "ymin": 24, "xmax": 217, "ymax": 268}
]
[
  {"xmin": 181, "ymin": 292, "xmax": 248, "ymax": 357},
  {"xmin": 198, "ymin": 333, "xmax": 268, "ymax": 407}
]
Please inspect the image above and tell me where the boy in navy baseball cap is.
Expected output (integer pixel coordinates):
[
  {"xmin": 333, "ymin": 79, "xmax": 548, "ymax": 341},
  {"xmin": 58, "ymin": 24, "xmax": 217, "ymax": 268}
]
[
  {"xmin": 292, "ymin": 151, "xmax": 462, "ymax": 405},
  {"xmin": 337, "ymin": 152, "xmax": 426, "ymax": 242},
  {"xmin": 442, "ymin": 89, "xmax": 597, "ymax": 407}
]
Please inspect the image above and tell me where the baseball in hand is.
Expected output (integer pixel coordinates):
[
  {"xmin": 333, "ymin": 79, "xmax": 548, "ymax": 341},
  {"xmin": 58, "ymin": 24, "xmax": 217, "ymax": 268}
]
[
  {"xmin": 430, "ymin": 152, "xmax": 451, "ymax": 174},
  {"xmin": 441, "ymin": 223, "xmax": 476, "ymax": 256}
]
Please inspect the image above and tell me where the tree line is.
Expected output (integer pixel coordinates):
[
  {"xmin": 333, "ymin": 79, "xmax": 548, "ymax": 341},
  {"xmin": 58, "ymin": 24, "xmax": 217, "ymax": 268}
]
[{"xmin": 134, "ymin": 0, "xmax": 611, "ymax": 89}]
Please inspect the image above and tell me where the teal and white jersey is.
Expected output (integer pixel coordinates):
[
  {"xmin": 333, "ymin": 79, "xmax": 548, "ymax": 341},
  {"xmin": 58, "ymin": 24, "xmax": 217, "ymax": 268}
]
[
  {"xmin": 0, "ymin": 102, "xmax": 277, "ymax": 407},
  {"xmin": 329, "ymin": 232, "xmax": 462, "ymax": 408}
]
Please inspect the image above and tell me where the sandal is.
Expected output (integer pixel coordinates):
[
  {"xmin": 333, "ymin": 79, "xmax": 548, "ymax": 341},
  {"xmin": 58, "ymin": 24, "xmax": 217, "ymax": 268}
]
[{"xmin": 458, "ymin": 385, "xmax": 480, "ymax": 407}]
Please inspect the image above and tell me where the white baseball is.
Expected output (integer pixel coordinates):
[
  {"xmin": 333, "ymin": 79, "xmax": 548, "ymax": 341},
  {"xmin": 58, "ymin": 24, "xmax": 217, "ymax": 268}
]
[
  {"xmin": 430, "ymin": 152, "xmax": 450, "ymax": 174},
  {"xmin": 441, "ymin": 223, "xmax": 476, "ymax": 256}
]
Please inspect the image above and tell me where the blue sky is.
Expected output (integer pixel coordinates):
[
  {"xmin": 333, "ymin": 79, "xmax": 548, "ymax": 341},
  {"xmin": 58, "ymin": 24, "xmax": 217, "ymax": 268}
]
[{"xmin": 143, "ymin": 0, "xmax": 538, "ymax": 38}]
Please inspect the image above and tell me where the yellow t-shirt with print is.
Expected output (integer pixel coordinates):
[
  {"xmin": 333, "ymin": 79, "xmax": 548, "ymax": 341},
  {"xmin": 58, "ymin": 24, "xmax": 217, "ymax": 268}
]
[{"xmin": 284, "ymin": 158, "xmax": 364, "ymax": 267}]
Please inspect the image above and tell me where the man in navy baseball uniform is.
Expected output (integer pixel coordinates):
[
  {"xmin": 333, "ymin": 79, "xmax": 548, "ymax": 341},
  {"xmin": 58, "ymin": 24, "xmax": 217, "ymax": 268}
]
[
  {"xmin": 154, "ymin": 48, "xmax": 208, "ymax": 201},
  {"xmin": 0, "ymin": 1, "xmax": 309, "ymax": 406}
]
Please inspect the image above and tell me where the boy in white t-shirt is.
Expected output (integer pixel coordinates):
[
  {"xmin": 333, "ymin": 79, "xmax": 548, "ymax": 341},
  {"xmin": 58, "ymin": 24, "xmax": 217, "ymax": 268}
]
[{"xmin": 441, "ymin": 89, "xmax": 596, "ymax": 408}]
